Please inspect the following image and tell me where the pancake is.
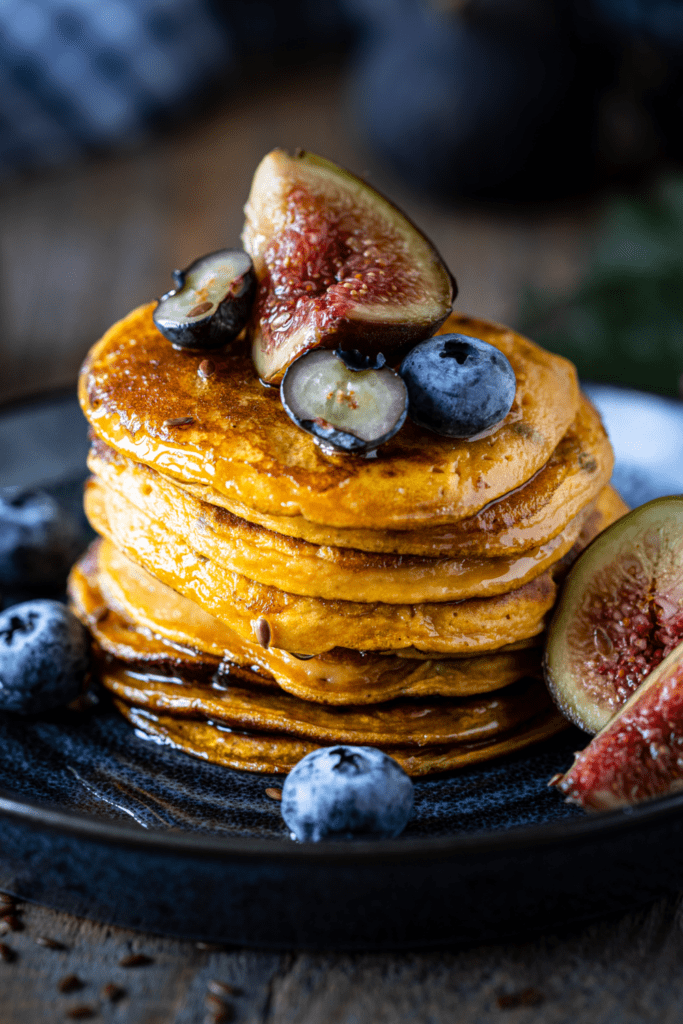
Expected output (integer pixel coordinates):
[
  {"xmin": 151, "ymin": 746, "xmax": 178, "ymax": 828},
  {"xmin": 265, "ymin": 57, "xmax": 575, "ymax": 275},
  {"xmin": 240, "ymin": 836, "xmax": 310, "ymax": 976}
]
[
  {"xmin": 87, "ymin": 445, "xmax": 595, "ymax": 604},
  {"xmin": 116, "ymin": 701, "xmax": 568, "ymax": 776},
  {"xmin": 84, "ymin": 481, "xmax": 627, "ymax": 655},
  {"xmin": 79, "ymin": 306, "xmax": 579, "ymax": 532},
  {"xmin": 101, "ymin": 659, "xmax": 552, "ymax": 749},
  {"xmin": 69, "ymin": 541, "xmax": 543, "ymax": 704},
  {"xmin": 169, "ymin": 392, "xmax": 613, "ymax": 558}
]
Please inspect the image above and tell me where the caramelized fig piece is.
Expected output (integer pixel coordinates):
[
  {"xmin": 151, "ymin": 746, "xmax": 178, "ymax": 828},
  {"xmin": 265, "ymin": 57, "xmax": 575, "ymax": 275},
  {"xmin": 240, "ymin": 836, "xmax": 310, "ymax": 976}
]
[
  {"xmin": 243, "ymin": 149, "xmax": 456, "ymax": 382},
  {"xmin": 552, "ymin": 639, "xmax": 683, "ymax": 811},
  {"xmin": 153, "ymin": 249, "xmax": 256, "ymax": 350},
  {"xmin": 280, "ymin": 348, "xmax": 408, "ymax": 455},
  {"xmin": 545, "ymin": 496, "xmax": 683, "ymax": 735}
]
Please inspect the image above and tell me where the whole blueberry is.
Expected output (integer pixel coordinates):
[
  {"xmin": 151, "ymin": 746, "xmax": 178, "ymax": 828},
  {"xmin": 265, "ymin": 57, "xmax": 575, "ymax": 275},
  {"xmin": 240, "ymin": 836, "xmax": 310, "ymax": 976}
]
[
  {"xmin": 0, "ymin": 600, "xmax": 90, "ymax": 713},
  {"xmin": 281, "ymin": 745, "xmax": 414, "ymax": 842},
  {"xmin": 0, "ymin": 489, "xmax": 83, "ymax": 592},
  {"xmin": 400, "ymin": 333, "xmax": 516, "ymax": 438}
]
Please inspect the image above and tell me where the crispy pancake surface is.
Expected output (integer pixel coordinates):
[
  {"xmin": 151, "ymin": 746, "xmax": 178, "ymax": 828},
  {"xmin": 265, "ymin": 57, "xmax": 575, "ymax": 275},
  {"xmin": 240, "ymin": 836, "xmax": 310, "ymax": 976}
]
[
  {"xmin": 79, "ymin": 305, "xmax": 579, "ymax": 530},
  {"xmin": 87, "ymin": 445, "xmax": 594, "ymax": 604},
  {"xmin": 69, "ymin": 542, "xmax": 543, "ymax": 704},
  {"xmin": 84, "ymin": 483, "xmax": 627, "ymax": 655}
]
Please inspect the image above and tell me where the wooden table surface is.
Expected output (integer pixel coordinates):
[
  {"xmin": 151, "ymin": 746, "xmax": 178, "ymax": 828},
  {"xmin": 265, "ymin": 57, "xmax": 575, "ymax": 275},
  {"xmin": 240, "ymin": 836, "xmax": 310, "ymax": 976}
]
[{"xmin": 0, "ymin": 59, "xmax": 675, "ymax": 1024}]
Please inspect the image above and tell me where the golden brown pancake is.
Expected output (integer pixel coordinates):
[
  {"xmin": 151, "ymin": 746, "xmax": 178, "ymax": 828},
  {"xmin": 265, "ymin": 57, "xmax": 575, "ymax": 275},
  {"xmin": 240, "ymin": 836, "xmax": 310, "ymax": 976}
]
[
  {"xmin": 79, "ymin": 306, "xmax": 579, "ymax": 531},
  {"xmin": 69, "ymin": 541, "xmax": 543, "ymax": 704},
  {"xmin": 167, "ymin": 391, "xmax": 613, "ymax": 557},
  {"xmin": 84, "ymin": 482, "xmax": 627, "ymax": 656},
  {"xmin": 87, "ymin": 447, "xmax": 594, "ymax": 604},
  {"xmin": 116, "ymin": 700, "xmax": 568, "ymax": 776},
  {"xmin": 102, "ymin": 660, "xmax": 550, "ymax": 749}
]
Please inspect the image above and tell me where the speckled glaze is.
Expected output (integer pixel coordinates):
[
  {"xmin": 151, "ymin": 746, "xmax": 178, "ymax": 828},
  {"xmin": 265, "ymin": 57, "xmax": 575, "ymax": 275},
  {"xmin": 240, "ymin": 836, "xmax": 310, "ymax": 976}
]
[{"xmin": 2, "ymin": 387, "xmax": 683, "ymax": 948}]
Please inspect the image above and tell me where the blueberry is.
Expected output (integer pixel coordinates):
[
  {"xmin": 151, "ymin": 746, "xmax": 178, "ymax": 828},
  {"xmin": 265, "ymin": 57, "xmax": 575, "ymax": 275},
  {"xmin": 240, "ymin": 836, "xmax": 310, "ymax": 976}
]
[
  {"xmin": 281, "ymin": 745, "xmax": 414, "ymax": 842},
  {"xmin": 399, "ymin": 333, "xmax": 516, "ymax": 438},
  {"xmin": 0, "ymin": 488, "xmax": 83, "ymax": 593},
  {"xmin": 0, "ymin": 600, "xmax": 90, "ymax": 713}
]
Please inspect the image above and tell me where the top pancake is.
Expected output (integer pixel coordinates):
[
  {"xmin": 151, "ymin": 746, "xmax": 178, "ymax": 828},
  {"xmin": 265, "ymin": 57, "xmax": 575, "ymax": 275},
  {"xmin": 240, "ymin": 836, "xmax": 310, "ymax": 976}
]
[{"xmin": 79, "ymin": 305, "xmax": 579, "ymax": 531}]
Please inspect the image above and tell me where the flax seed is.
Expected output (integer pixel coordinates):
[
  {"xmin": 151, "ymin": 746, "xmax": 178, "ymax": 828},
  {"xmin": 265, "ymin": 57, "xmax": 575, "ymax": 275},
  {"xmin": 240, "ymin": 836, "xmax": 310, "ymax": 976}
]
[
  {"xmin": 35, "ymin": 936, "xmax": 66, "ymax": 950},
  {"xmin": 118, "ymin": 953, "xmax": 153, "ymax": 967}
]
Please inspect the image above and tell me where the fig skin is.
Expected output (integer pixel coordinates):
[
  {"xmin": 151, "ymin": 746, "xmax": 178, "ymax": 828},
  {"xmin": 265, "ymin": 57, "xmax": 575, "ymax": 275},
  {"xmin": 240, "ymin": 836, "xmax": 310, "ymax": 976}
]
[
  {"xmin": 552, "ymin": 639, "xmax": 683, "ymax": 812},
  {"xmin": 544, "ymin": 496, "xmax": 683, "ymax": 735},
  {"xmin": 243, "ymin": 149, "xmax": 456, "ymax": 382}
]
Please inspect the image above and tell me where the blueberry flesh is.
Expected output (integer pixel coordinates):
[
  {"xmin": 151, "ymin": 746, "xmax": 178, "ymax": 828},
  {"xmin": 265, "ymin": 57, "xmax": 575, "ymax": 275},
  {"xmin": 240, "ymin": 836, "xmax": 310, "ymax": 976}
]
[
  {"xmin": 0, "ymin": 600, "xmax": 90, "ymax": 714},
  {"xmin": 154, "ymin": 249, "xmax": 256, "ymax": 350},
  {"xmin": 281, "ymin": 745, "xmax": 414, "ymax": 842},
  {"xmin": 400, "ymin": 333, "xmax": 516, "ymax": 438},
  {"xmin": 0, "ymin": 489, "xmax": 83, "ymax": 593},
  {"xmin": 281, "ymin": 349, "xmax": 408, "ymax": 455}
]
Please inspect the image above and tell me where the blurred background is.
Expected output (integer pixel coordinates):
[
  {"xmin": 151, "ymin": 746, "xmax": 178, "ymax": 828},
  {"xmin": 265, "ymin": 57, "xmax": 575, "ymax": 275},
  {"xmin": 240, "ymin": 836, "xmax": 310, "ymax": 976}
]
[{"xmin": 2, "ymin": 0, "xmax": 683, "ymax": 406}]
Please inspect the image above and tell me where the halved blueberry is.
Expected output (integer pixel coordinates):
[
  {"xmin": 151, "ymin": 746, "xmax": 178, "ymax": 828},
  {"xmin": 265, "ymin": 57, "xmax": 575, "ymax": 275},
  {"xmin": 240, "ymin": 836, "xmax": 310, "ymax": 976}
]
[
  {"xmin": 280, "ymin": 349, "xmax": 408, "ymax": 454},
  {"xmin": 281, "ymin": 745, "xmax": 414, "ymax": 842},
  {"xmin": 153, "ymin": 249, "xmax": 256, "ymax": 350},
  {"xmin": 400, "ymin": 333, "xmax": 516, "ymax": 437},
  {"xmin": 0, "ymin": 600, "xmax": 90, "ymax": 713}
]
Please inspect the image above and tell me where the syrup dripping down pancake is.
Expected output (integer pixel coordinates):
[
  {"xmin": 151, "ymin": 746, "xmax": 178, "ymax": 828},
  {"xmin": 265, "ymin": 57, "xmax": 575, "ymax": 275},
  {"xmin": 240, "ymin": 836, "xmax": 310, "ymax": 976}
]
[
  {"xmin": 101, "ymin": 660, "xmax": 553, "ymax": 749},
  {"xmin": 87, "ymin": 446, "xmax": 595, "ymax": 604},
  {"xmin": 68, "ymin": 542, "xmax": 543, "ymax": 704},
  {"xmin": 83, "ymin": 483, "xmax": 627, "ymax": 656},
  {"xmin": 165, "ymin": 392, "xmax": 613, "ymax": 558},
  {"xmin": 116, "ymin": 700, "xmax": 568, "ymax": 776},
  {"xmin": 79, "ymin": 306, "xmax": 579, "ymax": 532}
]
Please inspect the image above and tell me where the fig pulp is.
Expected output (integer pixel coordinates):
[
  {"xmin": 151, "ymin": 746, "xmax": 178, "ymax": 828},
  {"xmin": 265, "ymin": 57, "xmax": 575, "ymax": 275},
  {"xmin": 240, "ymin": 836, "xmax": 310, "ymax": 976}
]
[
  {"xmin": 545, "ymin": 496, "xmax": 683, "ymax": 735},
  {"xmin": 243, "ymin": 149, "xmax": 456, "ymax": 382},
  {"xmin": 553, "ymin": 639, "xmax": 683, "ymax": 811}
]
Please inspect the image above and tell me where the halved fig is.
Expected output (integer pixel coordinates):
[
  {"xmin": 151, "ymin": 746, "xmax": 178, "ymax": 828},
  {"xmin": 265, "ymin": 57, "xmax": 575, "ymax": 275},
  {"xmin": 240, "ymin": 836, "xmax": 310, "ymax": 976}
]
[
  {"xmin": 153, "ymin": 249, "xmax": 256, "ymax": 350},
  {"xmin": 280, "ymin": 349, "xmax": 408, "ymax": 455},
  {"xmin": 552, "ymin": 639, "xmax": 683, "ymax": 811},
  {"xmin": 545, "ymin": 496, "xmax": 683, "ymax": 735},
  {"xmin": 243, "ymin": 149, "xmax": 456, "ymax": 382}
]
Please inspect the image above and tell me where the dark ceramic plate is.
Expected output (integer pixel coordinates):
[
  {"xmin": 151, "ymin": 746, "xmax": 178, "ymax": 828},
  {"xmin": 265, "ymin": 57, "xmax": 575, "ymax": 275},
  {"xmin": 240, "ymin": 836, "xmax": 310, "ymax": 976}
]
[{"xmin": 1, "ymin": 385, "xmax": 683, "ymax": 950}]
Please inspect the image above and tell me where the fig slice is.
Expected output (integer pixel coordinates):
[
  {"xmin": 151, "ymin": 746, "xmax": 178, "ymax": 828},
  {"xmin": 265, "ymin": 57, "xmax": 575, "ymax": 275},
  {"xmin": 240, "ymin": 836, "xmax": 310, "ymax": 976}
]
[
  {"xmin": 545, "ymin": 496, "xmax": 683, "ymax": 735},
  {"xmin": 552, "ymin": 639, "xmax": 683, "ymax": 811},
  {"xmin": 153, "ymin": 249, "xmax": 256, "ymax": 350},
  {"xmin": 243, "ymin": 149, "xmax": 456, "ymax": 382},
  {"xmin": 280, "ymin": 349, "xmax": 408, "ymax": 455}
]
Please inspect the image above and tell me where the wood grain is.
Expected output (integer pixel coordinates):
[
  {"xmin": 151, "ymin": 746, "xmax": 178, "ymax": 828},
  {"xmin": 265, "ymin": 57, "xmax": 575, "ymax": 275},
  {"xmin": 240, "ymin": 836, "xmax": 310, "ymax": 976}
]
[{"xmin": 2, "ymin": 893, "xmax": 683, "ymax": 1022}]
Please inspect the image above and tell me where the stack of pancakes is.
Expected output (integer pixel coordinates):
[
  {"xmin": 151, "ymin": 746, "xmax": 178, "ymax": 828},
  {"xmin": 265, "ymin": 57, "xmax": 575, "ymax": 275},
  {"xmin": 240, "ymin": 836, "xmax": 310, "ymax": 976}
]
[{"xmin": 69, "ymin": 304, "xmax": 626, "ymax": 775}]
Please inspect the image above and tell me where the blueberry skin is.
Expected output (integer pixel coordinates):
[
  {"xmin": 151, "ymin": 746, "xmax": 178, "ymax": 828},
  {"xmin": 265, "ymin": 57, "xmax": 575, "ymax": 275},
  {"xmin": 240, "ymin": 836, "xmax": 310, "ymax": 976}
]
[
  {"xmin": 400, "ymin": 333, "xmax": 516, "ymax": 438},
  {"xmin": 0, "ymin": 600, "xmax": 90, "ymax": 714},
  {"xmin": 0, "ymin": 489, "xmax": 83, "ymax": 592},
  {"xmin": 281, "ymin": 745, "xmax": 414, "ymax": 842}
]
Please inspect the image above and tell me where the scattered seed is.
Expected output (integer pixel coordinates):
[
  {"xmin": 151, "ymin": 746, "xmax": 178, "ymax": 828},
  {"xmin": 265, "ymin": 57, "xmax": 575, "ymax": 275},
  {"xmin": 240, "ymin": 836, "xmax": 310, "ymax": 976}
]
[
  {"xmin": 65, "ymin": 1006, "xmax": 95, "ymax": 1019},
  {"xmin": 253, "ymin": 617, "xmax": 271, "ymax": 649},
  {"xmin": 4, "ymin": 916, "xmax": 22, "ymax": 932},
  {"xmin": 205, "ymin": 994, "xmax": 234, "ymax": 1020},
  {"xmin": 35, "ymin": 936, "xmax": 66, "ymax": 950},
  {"xmin": 101, "ymin": 983, "xmax": 125, "ymax": 1002},
  {"xmin": 0, "ymin": 894, "xmax": 16, "ymax": 906},
  {"xmin": 163, "ymin": 416, "xmax": 195, "ymax": 428},
  {"xmin": 212, "ymin": 1009, "xmax": 234, "ymax": 1024},
  {"xmin": 497, "ymin": 987, "xmax": 544, "ymax": 1009},
  {"xmin": 118, "ymin": 953, "xmax": 153, "ymax": 967},
  {"xmin": 59, "ymin": 974, "xmax": 83, "ymax": 994},
  {"xmin": 0, "ymin": 942, "xmax": 16, "ymax": 963},
  {"xmin": 198, "ymin": 359, "xmax": 216, "ymax": 379},
  {"xmin": 188, "ymin": 301, "xmax": 214, "ymax": 318},
  {"xmin": 265, "ymin": 787, "xmax": 282, "ymax": 801},
  {"xmin": 208, "ymin": 980, "xmax": 241, "ymax": 998}
]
